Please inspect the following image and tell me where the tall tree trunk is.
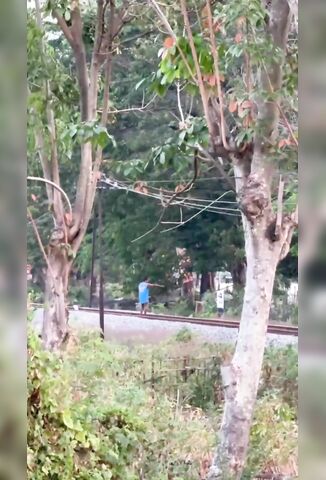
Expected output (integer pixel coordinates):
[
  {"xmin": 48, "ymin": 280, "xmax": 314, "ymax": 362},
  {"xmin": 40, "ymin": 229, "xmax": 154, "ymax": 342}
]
[
  {"xmin": 231, "ymin": 260, "xmax": 246, "ymax": 287},
  {"xmin": 42, "ymin": 230, "xmax": 72, "ymax": 350},
  {"xmin": 205, "ymin": 1, "xmax": 296, "ymax": 476},
  {"xmin": 34, "ymin": 0, "xmax": 129, "ymax": 350},
  {"xmin": 200, "ymin": 272, "xmax": 212, "ymax": 296},
  {"xmin": 207, "ymin": 169, "xmax": 296, "ymax": 480},
  {"xmin": 207, "ymin": 207, "xmax": 282, "ymax": 479}
]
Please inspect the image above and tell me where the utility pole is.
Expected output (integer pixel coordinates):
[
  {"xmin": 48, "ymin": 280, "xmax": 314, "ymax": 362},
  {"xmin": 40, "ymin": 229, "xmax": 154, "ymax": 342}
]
[
  {"xmin": 89, "ymin": 207, "xmax": 97, "ymax": 308},
  {"xmin": 98, "ymin": 184, "xmax": 105, "ymax": 339}
]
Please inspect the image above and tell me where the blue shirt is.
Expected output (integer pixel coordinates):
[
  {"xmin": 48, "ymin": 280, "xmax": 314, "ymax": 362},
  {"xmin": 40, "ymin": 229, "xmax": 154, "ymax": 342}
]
[{"xmin": 138, "ymin": 282, "xmax": 149, "ymax": 304}]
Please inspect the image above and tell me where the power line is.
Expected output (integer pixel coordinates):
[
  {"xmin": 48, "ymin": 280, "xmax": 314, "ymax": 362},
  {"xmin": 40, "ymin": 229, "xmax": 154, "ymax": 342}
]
[
  {"xmin": 101, "ymin": 176, "xmax": 241, "ymax": 217},
  {"xmin": 123, "ymin": 172, "xmax": 298, "ymax": 184}
]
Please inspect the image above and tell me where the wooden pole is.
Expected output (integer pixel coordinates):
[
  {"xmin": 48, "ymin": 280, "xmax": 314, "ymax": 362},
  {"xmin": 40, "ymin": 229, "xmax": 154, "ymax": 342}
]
[
  {"xmin": 98, "ymin": 186, "xmax": 104, "ymax": 339},
  {"xmin": 89, "ymin": 205, "xmax": 97, "ymax": 307}
]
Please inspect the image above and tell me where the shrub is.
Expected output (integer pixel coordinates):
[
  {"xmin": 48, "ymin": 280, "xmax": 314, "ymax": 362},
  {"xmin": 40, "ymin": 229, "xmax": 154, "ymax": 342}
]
[
  {"xmin": 245, "ymin": 394, "xmax": 298, "ymax": 478},
  {"xmin": 28, "ymin": 331, "xmax": 297, "ymax": 479},
  {"xmin": 27, "ymin": 331, "xmax": 145, "ymax": 480},
  {"xmin": 199, "ymin": 291, "xmax": 217, "ymax": 318},
  {"xmin": 260, "ymin": 345, "xmax": 298, "ymax": 408},
  {"xmin": 68, "ymin": 284, "xmax": 89, "ymax": 305},
  {"xmin": 175, "ymin": 327, "xmax": 193, "ymax": 343},
  {"xmin": 172, "ymin": 298, "xmax": 194, "ymax": 316},
  {"xmin": 105, "ymin": 283, "xmax": 124, "ymax": 299}
]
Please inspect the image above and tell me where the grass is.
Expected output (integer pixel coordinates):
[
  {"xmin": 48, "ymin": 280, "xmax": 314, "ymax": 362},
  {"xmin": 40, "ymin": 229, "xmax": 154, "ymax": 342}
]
[{"xmin": 28, "ymin": 328, "xmax": 298, "ymax": 479}]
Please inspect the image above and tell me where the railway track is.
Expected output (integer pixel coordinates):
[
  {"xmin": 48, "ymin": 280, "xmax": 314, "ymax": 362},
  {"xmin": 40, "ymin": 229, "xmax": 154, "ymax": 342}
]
[
  {"xmin": 66, "ymin": 306, "xmax": 298, "ymax": 337},
  {"xmin": 30, "ymin": 303, "xmax": 297, "ymax": 336}
]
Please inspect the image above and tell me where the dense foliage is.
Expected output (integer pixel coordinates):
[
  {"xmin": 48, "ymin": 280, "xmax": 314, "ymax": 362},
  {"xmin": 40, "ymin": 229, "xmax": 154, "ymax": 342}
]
[
  {"xmin": 28, "ymin": 328, "xmax": 297, "ymax": 479},
  {"xmin": 27, "ymin": 1, "xmax": 297, "ymax": 308}
]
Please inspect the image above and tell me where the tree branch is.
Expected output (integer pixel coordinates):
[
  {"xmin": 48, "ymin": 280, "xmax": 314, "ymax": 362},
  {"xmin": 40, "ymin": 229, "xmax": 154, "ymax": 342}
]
[
  {"xmin": 34, "ymin": 131, "xmax": 53, "ymax": 204},
  {"xmin": 196, "ymin": 145, "xmax": 235, "ymax": 190},
  {"xmin": 71, "ymin": 0, "xmax": 128, "ymax": 252},
  {"xmin": 249, "ymin": 25, "xmax": 298, "ymax": 148},
  {"xmin": 149, "ymin": 0, "xmax": 198, "ymax": 85},
  {"xmin": 180, "ymin": 0, "xmax": 212, "ymax": 132},
  {"xmin": 56, "ymin": 1, "xmax": 92, "ymax": 234},
  {"xmin": 288, "ymin": 0, "xmax": 298, "ymax": 34},
  {"xmin": 251, "ymin": 0, "xmax": 292, "ymax": 175},
  {"xmin": 46, "ymin": 104, "xmax": 65, "ymax": 221},
  {"xmin": 100, "ymin": 0, "xmax": 116, "ymax": 126},
  {"xmin": 27, "ymin": 176, "xmax": 72, "ymax": 217},
  {"xmin": 89, "ymin": 0, "xmax": 107, "ymax": 118},
  {"xmin": 71, "ymin": 1, "xmax": 90, "ymax": 121},
  {"xmin": 35, "ymin": 0, "xmax": 64, "ymax": 220},
  {"xmin": 52, "ymin": 8, "xmax": 75, "ymax": 47},
  {"xmin": 176, "ymin": 82, "xmax": 185, "ymax": 124},
  {"xmin": 97, "ymin": 94, "xmax": 158, "ymax": 114},
  {"xmin": 205, "ymin": 0, "xmax": 230, "ymax": 151},
  {"xmin": 279, "ymin": 221, "xmax": 296, "ymax": 261},
  {"xmin": 131, "ymin": 208, "xmax": 167, "ymax": 243},
  {"xmin": 292, "ymin": 203, "xmax": 298, "ymax": 225},
  {"xmin": 93, "ymin": 0, "xmax": 107, "ymax": 56},
  {"xmin": 27, "ymin": 208, "xmax": 56, "ymax": 284},
  {"xmin": 131, "ymin": 148, "xmax": 200, "ymax": 242}
]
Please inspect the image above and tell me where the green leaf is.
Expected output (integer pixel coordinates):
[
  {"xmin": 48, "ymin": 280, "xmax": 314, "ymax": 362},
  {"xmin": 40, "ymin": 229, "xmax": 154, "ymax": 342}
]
[
  {"xmin": 178, "ymin": 130, "xmax": 187, "ymax": 146},
  {"xmin": 166, "ymin": 69, "xmax": 176, "ymax": 83},
  {"xmin": 185, "ymin": 84, "xmax": 198, "ymax": 96},
  {"xmin": 156, "ymin": 83, "xmax": 168, "ymax": 96},
  {"xmin": 124, "ymin": 167, "xmax": 133, "ymax": 176},
  {"xmin": 89, "ymin": 434, "xmax": 100, "ymax": 451},
  {"xmin": 159, "ymin": 151, "xmax": 166, "ymax": 165},
  {"xmin": 75, "ymin": 430, "xmax": 86, "ymax": 443},
  {"xmin": 62, "ymin": 410, "xmax": 74, "ymax": 429},
  {"xmin": 135, "ymin": 78, "xmax": 146, "ymax": 90},
  {"xmin": 236, "ymin": 130, "xmax": 246, "ymax": 146},
  {"xmin": 105, "ymin": 449, "xmax": 119, "ymax": 464},
  {"xmin": 97, "ymin": 131, "xmax": 109, "ymax": 148},
  {"xmin": 160, "ymin": 74, "xmax": 168, "ymax": 86},
  {"xmin": 69, "ymin": 126, "xmax": 77, "ymax": 138},
  {"xmin": 108, "ymin": 134, "xmax": 117, "ymax": 148}
]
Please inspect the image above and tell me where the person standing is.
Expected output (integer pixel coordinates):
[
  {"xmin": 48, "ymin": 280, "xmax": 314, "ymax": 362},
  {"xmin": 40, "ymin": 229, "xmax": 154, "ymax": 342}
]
[
  {"xmin": 216, "ymin": 289, "xmax": 225, "ymax": 318},
  {"xmin": 138, "ymin": 277, "xmax": 163, "ymax": 315}
]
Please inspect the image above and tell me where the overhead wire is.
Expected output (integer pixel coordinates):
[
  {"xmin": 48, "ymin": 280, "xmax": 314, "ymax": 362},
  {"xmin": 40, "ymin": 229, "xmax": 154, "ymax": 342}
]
[
  {"xmin": 122, "ymin": 171, "xmax": 298, "ymax": 184},
  {"xmin": 101, "ymin": 176, "xmax": 242, "ymax": 217}
]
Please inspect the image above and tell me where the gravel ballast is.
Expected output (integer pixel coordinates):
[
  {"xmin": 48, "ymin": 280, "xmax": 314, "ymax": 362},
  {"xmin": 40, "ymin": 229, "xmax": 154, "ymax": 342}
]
[{"xmin": 32, "ymin": 309, "xmax": 297, "ymax": 348}]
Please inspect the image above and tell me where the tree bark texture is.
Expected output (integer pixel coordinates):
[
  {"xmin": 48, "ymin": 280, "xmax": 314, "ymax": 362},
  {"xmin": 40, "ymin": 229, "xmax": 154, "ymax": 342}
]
[
  {"xmin": 207, "ymin": 185, "xmax": 296, "ymax": 480},
  {"xmin": 206, "ymin": 1, "xmax": 295, "ymax": 477},
  {"xmin": 42, "ymin": 231, "xmax": 72, "ymax": 351},
  {"xmin": 35, "ymin": 0, "xmax": 129, "ymax": 350},
  {"xmin": 207, "ymin": 207, "xmax": 281, "ymax": 479},
  {"xmin": 200, "ymin": 272, "xmax": 212, "ymax": 296}
]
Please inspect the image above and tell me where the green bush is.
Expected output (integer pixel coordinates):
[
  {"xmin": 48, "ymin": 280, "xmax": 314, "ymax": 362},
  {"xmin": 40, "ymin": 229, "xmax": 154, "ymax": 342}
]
[
  {"xmin": 27, "ymin": 331, "xmax": 215, "ymax": 480},
  {"xmin": 68, "ymin": 284, "xmax": 89, "ymax": 305},
  {"xmin": 172, "ymin": 298, "xmax": 194, "ymax": 316},
  {"xmin": 174, "ymin": 327, "xmax": 193, "ymax": 343},
  {"xmin": 151, "ymin": 302, "xmax": 169, "ymax": 314},
  {"xmin": 260, "ymin": 345, "xmax": 298, "ymax": 408},
  {"xmin": 28, "ymin": 331, "xmax": 297, "ymax": 479},
  {"xmin": 152, "ymin": 298, "xmax": 193, "ymax": 317},
  {"xmin": 245, "ymin": 394, "xmax": 297, "ymax": 478},
  {"xmin": 27, "ymin": 332, "xmax": 146, "ymax": 480},
  {"xmin": 105, "ymin": 283, "xmax": 125, "ymax": 299},
  {"xmin": 200, "ymin": 291, "xmax": 217, "ymax": 318}
]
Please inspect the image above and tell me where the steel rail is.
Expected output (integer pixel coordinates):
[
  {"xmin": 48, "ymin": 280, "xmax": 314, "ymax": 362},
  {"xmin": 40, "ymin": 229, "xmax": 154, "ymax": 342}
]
[
  {"xmin": 66, "ymin": 306, "xmax": 298, "ymax": 337},
  {"xmin": 30, "ymin": 303, "xmax": 298, "ymax": 336}
]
